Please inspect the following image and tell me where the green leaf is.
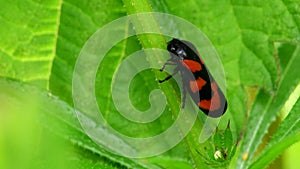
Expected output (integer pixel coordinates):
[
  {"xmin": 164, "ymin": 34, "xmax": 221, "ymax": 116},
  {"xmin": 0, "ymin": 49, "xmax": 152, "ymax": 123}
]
[
  {"xmin": 147, "ymin": 156, "xmax": 194, "ymax": 169},
  {"xmin": 235, "ymin": 44, "xmax": 300, "ymax": 168},
  {"xmin": 249, "ymin": 97, "xmax": 300, "ymax": 169},
  {"xmin": 0, "ymin": 0, "xmax": 61, "ymax": 88},
  {"xmin": 0, "ymin": 78, "xmax": 146, "ymax": 169},
  {"xmin": 49, "ymin": 0, "xmax": 126, "ymax": 104}
]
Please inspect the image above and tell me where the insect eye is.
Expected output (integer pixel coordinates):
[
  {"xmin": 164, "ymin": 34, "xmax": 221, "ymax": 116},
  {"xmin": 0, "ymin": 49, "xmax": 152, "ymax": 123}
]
[
  {"xmin": 170, "ymin": 47, "xmax": 176, "ymax": 51},
  {"xmin": 176, "ymin": 48, "xmax": 186, "ymax": 57}
]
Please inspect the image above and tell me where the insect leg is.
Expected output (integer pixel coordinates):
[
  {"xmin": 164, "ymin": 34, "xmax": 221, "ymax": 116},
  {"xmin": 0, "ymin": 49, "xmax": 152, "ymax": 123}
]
[
  {"xmin": 160, "ymin": 60, "xmax": 176, "ymax": 71},
  {"xmin": 159, "ymin": 67, "xmax": 179, "ymax": 83}
]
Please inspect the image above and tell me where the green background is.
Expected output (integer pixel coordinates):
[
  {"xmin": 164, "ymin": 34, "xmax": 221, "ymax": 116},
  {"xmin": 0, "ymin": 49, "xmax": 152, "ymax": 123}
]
[{"xmin": 0, "ymin": 0, "xmax": 300, "ymax": 168}]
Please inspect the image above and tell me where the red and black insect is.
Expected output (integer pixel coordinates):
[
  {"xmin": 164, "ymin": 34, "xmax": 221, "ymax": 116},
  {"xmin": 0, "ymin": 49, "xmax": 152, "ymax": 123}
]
[{"xmin": 159, "ymin": 38, "xmax": 227, "ymax": 118}]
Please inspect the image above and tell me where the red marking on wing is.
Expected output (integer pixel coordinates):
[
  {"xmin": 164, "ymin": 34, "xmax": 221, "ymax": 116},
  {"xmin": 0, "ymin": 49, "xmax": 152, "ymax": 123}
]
[
  {"xmin": 198, "ymin": 82, "xmax": 220, "ymax": 111},
  {"xmin": 189, "ymin": 78, "xmax": 207, "ymax": 93},
  {"xmin": 182, "ymin": 60, "xmax": 202, "ymax": 72}
]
